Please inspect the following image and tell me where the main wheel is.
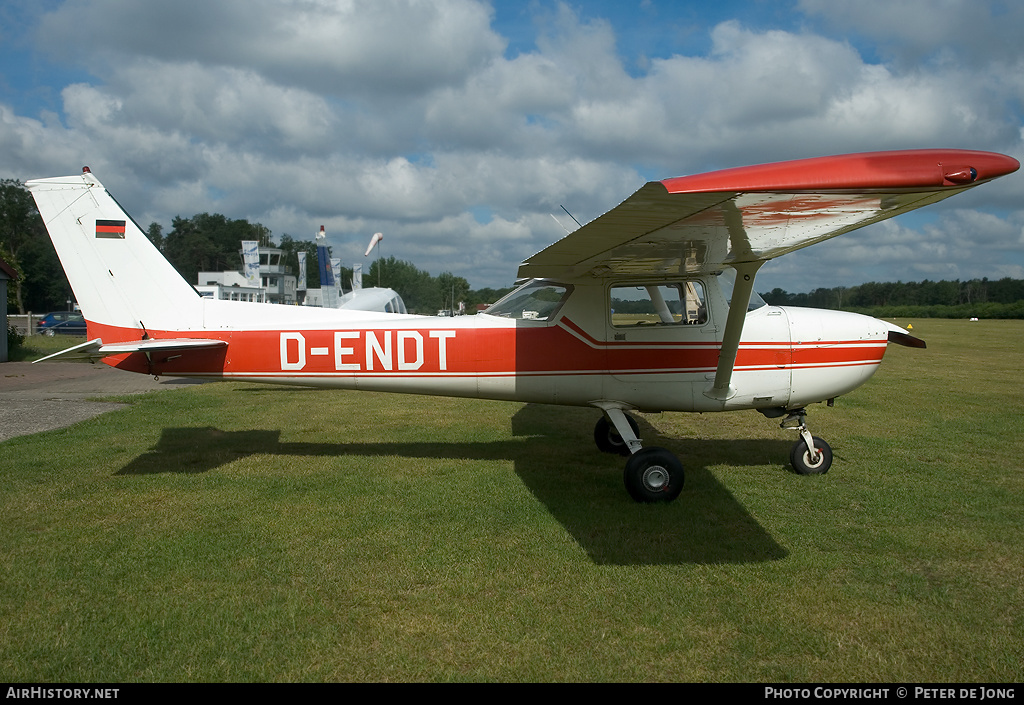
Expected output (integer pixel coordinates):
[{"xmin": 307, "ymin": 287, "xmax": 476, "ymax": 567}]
[
  {"xmin": 623, "ymin": 447, "xmax": 684, "ymax": 503},
  {"xmin": 594, "ymin": 414, "xmax": 639, "ymax": 457},
  {"xmin": 790, "ymin": 436, "xmax": 832, "ymax": 475}
]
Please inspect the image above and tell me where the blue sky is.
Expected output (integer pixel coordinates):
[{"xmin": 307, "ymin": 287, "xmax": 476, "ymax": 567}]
[{"xmin": 1, "ymin": 0, "xmax": 1022, "ymax": 291}]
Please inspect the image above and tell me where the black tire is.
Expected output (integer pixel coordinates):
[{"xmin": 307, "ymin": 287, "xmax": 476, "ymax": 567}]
[
  {"xmin": 594, "ymin": 414, "xmax": 639, "ymax": 457},
  {"xmin": 790, "ymin": 436, "xmax": 833, "ymax": 475},
  {"xmin": 623, "ymin": 447, "xmax": 684, "ymax": 503}
]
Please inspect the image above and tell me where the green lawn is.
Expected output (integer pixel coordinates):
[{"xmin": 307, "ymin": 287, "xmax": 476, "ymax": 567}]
[
  {"xmin": 7, "ymin": 333, "xmax": 88, "ymax": 362},
  {"xmin": 1, "ymin": 319, "xmax": 1021, "ymax": 681}
]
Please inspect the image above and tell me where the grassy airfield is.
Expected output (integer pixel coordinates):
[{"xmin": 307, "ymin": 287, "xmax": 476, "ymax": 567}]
[{"xmin": 0, "ymin": 319, "xmax": 1021, "ymax": 682}]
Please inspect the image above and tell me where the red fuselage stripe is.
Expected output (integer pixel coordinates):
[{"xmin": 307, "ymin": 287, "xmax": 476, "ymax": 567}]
[{"xmin": 87, "ymin": 318, "xmax": 885, "ymax": 378}]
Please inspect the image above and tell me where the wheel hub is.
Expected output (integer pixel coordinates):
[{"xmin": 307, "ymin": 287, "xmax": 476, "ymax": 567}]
[
  {"xmin": 803, "ymin": 449, "xmax": 824, "ymax": 468},
  {"xmin": 642, "ymin": 465, "xmax": 669, "ymax": 492}
]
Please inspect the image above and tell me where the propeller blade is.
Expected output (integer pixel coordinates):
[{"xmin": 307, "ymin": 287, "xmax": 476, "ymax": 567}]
[{"xmin": 887, "ymin": 330, "xmax": 926, "ymax": 349}]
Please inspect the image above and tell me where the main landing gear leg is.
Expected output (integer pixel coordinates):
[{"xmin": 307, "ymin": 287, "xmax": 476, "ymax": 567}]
[
  {"xmin": 781, "ymin": 409, "xmax": 833, "ymax": 475},
  {"xmin": 594, "ymin": 408, "xmax": 685, "ymax": 503}
]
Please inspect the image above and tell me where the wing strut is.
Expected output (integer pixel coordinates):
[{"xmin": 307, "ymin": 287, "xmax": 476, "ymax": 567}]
[{"xmin": 706, "ymin": 260, "xmax": 764, "ymax": 400}]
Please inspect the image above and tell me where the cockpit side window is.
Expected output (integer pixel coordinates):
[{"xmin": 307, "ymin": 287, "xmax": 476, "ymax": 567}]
[
  {"xmin": 610, "ymin": 282, "xmax": 708, "ymax": 327},
  {"xmin": 484, "ymin": 280, "xmax": 572, "ymax": 321}
]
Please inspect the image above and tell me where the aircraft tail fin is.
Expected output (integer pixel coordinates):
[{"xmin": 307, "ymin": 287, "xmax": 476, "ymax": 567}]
[{"xmin": 25, "ymin": 169, "xmax": 204, "ymax": 342}]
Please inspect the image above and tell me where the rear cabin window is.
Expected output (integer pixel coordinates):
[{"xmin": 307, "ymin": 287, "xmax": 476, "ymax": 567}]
[{"xmin": 610, "ymin": 282, "xmax": 708, "ymax": 327}]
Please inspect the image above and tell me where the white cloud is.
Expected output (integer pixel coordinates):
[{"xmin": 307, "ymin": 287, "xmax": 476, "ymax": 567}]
[
  {"xmin": 36, "ymin": 0, "xmax": 504, "ymax": 98},
  {"xmin": 1, "ymin": 0, "xmax": 1019, "ymax": 290},
  {"xmin": 798, "ymin": 0, "xmax": 1024, "ymax": 68},
  {"xmin": 760, "ymin": 209, "xmax": 1024, "ymax": 292}
]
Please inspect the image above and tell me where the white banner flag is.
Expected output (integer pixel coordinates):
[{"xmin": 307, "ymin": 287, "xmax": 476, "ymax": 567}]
[
  {"xmin": 331, "ymin": 258, "xmax": 342, "ymax": 293},
  {"xmin": 241, "ymin": 241, "xmax": 260, "ymax": 287}
]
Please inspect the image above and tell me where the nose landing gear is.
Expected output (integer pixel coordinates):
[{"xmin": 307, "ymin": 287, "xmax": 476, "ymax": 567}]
[{"xmin": 780, "ymin": 409, "xmax": 833, "ymax": 475}]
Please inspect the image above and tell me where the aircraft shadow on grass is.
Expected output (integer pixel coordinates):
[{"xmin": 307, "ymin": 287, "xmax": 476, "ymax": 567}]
[{"xmin": 116, "ymin": 404, "xmax": 789, "ymax": 565}]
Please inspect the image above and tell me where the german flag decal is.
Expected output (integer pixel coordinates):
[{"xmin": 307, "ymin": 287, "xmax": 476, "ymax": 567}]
[{"xmin": 95, "ymin": 219, "xmax": 127, "ymax": 239}]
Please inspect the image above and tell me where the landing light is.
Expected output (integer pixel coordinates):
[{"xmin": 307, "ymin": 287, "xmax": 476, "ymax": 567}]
[{"xmin": 943, "ymin": 166, "xmax": 978, "ymax": 185}]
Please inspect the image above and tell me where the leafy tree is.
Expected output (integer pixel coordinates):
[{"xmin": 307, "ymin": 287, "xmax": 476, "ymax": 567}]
[
  {"xmin": 761, "ymin": 276, "xmax": 1024, "ymax": 318},
  {"xmin": 367, "ymin": 256, "xmax": 439, "ymax": 313},
  {"xmin": 7, "ymin": 321, "xmax": 24, "ymax": 353},
  {"xmin": 1, "ymin": 179, "xmax": 42, "ymax": 312},
  {"xmin": 17, "ymin": 234, "xmax": 73, "ymax": 313},
  {"xmin": 145, "ymin": 222, "xmax": 164, "ymax": 251},
  {"xmin": 0, "ymin": 179, "xmax": 71, "ymax": 313},
  {"xmin": 436, "ymin": 271, "xmax": 470, "ymax": 314},
  {"xmin": 278, "ymin": 233, "xmax": 328, "ymax": 290},
  {"xmin": 163, "ymin": 213, "xmax": 271, "ymax": 285},
  {"xmin": 467, "ymin": 286, "xmax": 514, "ymax": 309}
]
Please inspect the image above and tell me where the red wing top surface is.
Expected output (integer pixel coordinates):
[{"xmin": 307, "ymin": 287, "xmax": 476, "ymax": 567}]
[{"xmin": 518, "ymin": 149, "xmax": 1020, "ymax": 280}]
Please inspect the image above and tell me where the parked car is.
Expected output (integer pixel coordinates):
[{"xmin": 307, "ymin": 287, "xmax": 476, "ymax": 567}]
[{"xmin": 36, "ymin": 311, "xmax": 87, "ymax": 336}]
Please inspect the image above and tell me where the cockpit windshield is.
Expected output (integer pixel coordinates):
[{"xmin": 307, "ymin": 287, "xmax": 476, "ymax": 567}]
[
  {"xmin": 483, "ymin": 280, "xmax": 571, "ymax": 321},
  {"xmin": 717, "ymin": 269, "xmax": 768, "ymax": 312}
]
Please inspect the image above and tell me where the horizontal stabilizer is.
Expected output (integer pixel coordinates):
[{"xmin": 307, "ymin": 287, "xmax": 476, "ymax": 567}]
[
  {"xmin": 32, "ymin": 338, "xmax": 105, "ymax": 363},
  {"xmin": 33, "ymin": 337, "xmax": 228, "ymax": 364},
  {"xmin": 98, "ymin": 338, "xmax": 228, "ymax": 354}
]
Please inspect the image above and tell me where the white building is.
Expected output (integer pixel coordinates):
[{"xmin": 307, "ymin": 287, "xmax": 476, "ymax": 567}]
[
  {"xmin": 196, "ymin": 271, "xmax": 266, "ymax": 303},
  {"xmin": 255, "ymin": 247, "xmax": 297, "ymax": 304},
  {"xmin": 196, "ymin": 246, "xmax": 297, "ymax": 305}
]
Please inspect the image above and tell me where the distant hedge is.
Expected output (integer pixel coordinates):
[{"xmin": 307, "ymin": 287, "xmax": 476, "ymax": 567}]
[
  {"xmin": 761, "ymin": 277, "xmax": 1024, "ymax": 319},
  {"xmin": 844, "ymin": 301, "xmax": 1024, "ymax": 319}
]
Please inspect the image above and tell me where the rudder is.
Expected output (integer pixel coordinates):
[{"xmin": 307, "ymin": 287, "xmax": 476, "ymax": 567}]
[{"xmin": 26, "ymin": 169, "xmax": 204, "ymax": 342}]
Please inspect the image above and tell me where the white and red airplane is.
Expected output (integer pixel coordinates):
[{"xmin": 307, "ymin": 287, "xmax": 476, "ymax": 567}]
[{"xmin": 27, "ymin": 149, "xmax": 1019, "ymax": 502}]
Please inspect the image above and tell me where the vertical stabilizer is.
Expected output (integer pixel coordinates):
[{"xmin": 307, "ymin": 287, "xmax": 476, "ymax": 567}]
[{"xmin": 26, "ymin": 170, "xmax": 204, "ymax": 340}]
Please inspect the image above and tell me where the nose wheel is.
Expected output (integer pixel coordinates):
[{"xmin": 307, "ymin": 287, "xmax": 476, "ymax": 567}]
[{"xmin": 780, "ymin": 409, "xmax": 833, "ymax": 475}]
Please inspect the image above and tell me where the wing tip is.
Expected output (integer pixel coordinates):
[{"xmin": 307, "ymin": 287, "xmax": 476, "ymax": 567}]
[{"xmin": 661, "ymin": 149, "xmax": 1020, "ymax": 195}]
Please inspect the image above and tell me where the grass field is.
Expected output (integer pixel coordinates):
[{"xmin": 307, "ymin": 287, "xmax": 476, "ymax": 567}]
[
  {"xmin": 1, "ymin": 319, "xmax": 1021, "ymax": 681},
  {"xmin": 6, "ymin": 333, "xmax": 85, "ymax": 362}
]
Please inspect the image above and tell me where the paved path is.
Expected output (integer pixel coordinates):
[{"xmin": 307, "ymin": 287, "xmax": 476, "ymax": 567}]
[{"xmin": 0, "ymin": 361, "xmax": 208, "ymax": 442}]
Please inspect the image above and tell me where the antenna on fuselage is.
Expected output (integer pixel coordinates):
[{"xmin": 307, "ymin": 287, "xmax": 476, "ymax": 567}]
[
  {"xmin": 560, "ymin": 205, "xmax": 582, "ymax": 228},
  {"xmin": 550, "ymin": 213, "xmax": 571, "ymax": 234},
  {"xmin": 551, "ymin": 205, "xmax": 582, "ymax": 235}
]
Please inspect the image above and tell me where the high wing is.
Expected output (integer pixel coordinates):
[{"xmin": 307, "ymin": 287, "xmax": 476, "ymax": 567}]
[
  {"xmin": 518, "ymin": 150, "xmax": 1020, "ymax": 280},
  {"xmin": 518, "ymin": 149, "xmax": 1018, "ymax": 400}
]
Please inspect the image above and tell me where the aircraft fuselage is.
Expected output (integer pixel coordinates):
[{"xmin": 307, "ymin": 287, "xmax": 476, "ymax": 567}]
[{"xmin": 90, "ymin": 276, "xmax": 890, "ymax": 415}]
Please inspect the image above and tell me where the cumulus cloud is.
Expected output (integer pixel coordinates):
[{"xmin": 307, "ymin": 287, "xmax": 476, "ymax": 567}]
[
  {"xmin": 799, "ymin": 0, "xmax": 1024, "ymax": 68},
  {"xmin": 763, "ymin": 209, "xmax": 1024, "ymax": 290},
  {"xmin": 0, "ymin": 0, "xmax": 1020, "ymax": 290},
  {"xmin": 36, "ymin": 0, "xmax": 504, "ymax": 98}
]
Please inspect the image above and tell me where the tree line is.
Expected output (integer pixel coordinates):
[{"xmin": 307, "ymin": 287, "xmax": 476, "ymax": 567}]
[
  {"xmin": 1, "ymin": 179, "xmax": 72, "ymax": 313},
  {"xmin": 760, "ymin": 278, "xmax": 1024, "ymax": 319}
]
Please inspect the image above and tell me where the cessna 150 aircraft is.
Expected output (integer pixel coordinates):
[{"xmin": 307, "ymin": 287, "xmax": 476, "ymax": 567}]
[{"xmin": 27, "ymin": 149, "xmax": 1019, "ymax": 502}]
